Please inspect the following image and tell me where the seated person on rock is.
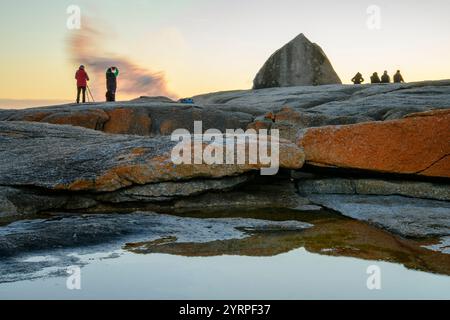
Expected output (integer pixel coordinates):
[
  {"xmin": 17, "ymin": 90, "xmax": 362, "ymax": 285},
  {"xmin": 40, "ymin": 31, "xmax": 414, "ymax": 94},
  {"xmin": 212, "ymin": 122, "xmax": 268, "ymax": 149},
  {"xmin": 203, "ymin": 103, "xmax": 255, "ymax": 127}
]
[
  {"xmin": 381, "ymin": 71, "xmax": 391, "ymax": 83},
  {"xmin": 370, "ymin": 72, "xmax": 381, "ymax": 84},
  {"xmin": 351, "ymin": 72, "xmax": 364, "ymax": 85},
  {"xmin": 394, "ymin": 70, "xmax": 405, "ymax": 83}
]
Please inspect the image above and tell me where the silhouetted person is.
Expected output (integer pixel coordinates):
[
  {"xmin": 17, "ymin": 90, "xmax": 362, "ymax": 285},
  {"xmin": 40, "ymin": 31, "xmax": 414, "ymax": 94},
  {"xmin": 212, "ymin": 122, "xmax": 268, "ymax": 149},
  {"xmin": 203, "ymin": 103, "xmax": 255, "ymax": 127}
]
[
  {"xmin": 381, "ymin": 71, "xmax": 390, "ymax": 83},
  {"xmin": 394, "ymin": 70, "xmax": 405, "ymax": 83},
  {"xmin": 370, "ymin": 72, "xmax": 381, "ymax": 84},
  {"xmin": 106, "ymin": 67, "xmax": 119, "ymax": 102},
  {"xmin": 351, "ymin": 72, "xmax": 364, "ymax": 85},
  {"xmin": 75, "ymin": 65, "xmax": 89, "ymax": 104}
]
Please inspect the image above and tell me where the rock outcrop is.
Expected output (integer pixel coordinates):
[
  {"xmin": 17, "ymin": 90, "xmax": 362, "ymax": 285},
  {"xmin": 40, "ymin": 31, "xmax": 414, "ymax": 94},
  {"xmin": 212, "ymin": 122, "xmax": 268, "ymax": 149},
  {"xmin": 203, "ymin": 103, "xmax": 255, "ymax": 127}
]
[
  {"xmin": 0, "ymin": 80, "xmax": 449, "ymax": 248},
  {"xmin": 1, "ymin": 80, "xmax": 449, "ymax": 139},
  {"xmin": 0, "ymin": 121, "xmax": 304, "ymax": 192},
  {"xmin": 194, "ymin": 80, "xmax": 450, "ymax": 121},
  {"xmin": 0, "ymin": 121, "xmax": 305, "ymax": 217},
  {"xmin": 253, "ymin": 33, "xmax": 342, "ymax": 89},
  {"xmin": 298, "ymin": 109, "xmax": 450, "ymax": 178},
  {"xmin": 0, "ymin": 102, "xmax": 253, "ymax": 137},
  {"xmin": 297, "ymin": 177, "xmax": 450, "ymax": 202}
]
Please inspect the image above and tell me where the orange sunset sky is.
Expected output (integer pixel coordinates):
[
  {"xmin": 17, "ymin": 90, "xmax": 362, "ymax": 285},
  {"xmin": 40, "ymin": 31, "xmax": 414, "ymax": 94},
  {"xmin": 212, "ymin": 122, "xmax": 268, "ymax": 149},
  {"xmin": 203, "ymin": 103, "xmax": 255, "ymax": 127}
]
[{"xmin": 1, "ymin": 0, "xmax": 449, "ymax": 108}]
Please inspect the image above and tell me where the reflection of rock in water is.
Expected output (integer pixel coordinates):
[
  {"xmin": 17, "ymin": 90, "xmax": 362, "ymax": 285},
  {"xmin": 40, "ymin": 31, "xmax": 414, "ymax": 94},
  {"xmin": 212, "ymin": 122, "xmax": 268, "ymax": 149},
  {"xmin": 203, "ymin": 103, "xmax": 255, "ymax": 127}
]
[
  {"xmin": 0, "ymin": 211, "xmax": 311, "ymax": 283},
  {"xmin": 1, "ymin": 209, "xmax": 450, "ymax": 284},
  {"xmin": 307, "ymin": 194, "xmax": 450, "ymax": 238},
  {"xmin": 125, "ymin": 212, "xmax": 450, "ymax": 277},
  {"xmin": 0, "ymin": 212, "xmax": 311, "ymax": 258}
]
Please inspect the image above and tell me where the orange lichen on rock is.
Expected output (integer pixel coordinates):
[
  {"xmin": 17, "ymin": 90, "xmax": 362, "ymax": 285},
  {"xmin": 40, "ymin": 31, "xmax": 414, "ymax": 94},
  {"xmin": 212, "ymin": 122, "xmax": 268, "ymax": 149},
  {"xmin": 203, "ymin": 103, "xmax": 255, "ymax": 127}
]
[
  {"xmin": 420, "ymin": 155, "xmax": 450, "ymax": 177},
  {"xmin": 264, "ymin": 112, "xmax": 276, "ymax": 121},
  {"xmin": 246, "ymin": 120, "xmax": 272, "ymax": 131},
  {"xmin": 298, "ymin": 109, "xmax": 450, "ymax": 178},
  {"xmin": 61, "ymin": 179, "xmax": 96, "ymax": 191},
  {"xmin": 103, "ymin": 108, "xmax": 152, "ymax": 135},
  {"xmin": 159, "ymin": 119, "xmax": 176, "ymax": 135},
  {"xmin": 43, "ymin": 109, "xmax": 109, "ymax": 130},
  {"xmin": 22, "ymin": 112, "xmax": 52, "ymax": 122},
  {"xmin": 131, "ymin": 148, "xmax": 148, "ymax": 156},
  {"xmin": 55, "ymin": 137, "xmax": 305, "ymax": 192},
  {"xmin": 273, "ymin": 106, "xmax": 302, "ymax": 122}
]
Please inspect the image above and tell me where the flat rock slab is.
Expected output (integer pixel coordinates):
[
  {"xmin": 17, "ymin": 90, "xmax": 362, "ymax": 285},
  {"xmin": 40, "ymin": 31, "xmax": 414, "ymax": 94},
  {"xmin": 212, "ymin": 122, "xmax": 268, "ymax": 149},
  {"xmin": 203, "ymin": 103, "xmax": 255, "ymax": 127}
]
[
  {"xmin": 0, "ymin": 102, "xmax": 253, "ymax": 137},
  {"xmin": 424, "ymin": 236, "xmax": 450, "ymax": 254},
  {"xmin": 298, "ymin": 109, "xmax": 450, "ymax": 178},
  {"xmin": 297, "ymin": 177, "xmax": 450, "ymax": 201},
  {"xmin": 194, "ymin": 80, "xmax": 450, "ymax": 120},
  {"xmin": 171, "ymin": 178, "xmax": 311, "ymax": 213},
  {"xmin": 0, "ymin": 175, "xmax": 312, "ymax": 218},
  {"xmin": 96, "ymin": 175, "xmax": 249, "ymax": 203},
  {"xmin": 0, "ymin": 176, "xmax": 250, "ymax": 218},
  {"xmin": 309, "ymin": 194, "xmax": 450, "ymax": 238},
  {"xmin": 0, "ymin": 121, "xmax": 304, "ymax": 193}
]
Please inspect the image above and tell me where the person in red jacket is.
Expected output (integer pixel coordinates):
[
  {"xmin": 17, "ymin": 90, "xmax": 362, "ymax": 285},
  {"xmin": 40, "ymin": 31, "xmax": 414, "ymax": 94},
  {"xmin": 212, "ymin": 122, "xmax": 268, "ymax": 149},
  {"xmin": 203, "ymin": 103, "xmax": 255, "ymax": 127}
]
[{"xmin": 75, "ymin": 65, "xmax": 90, "ymax": 104}]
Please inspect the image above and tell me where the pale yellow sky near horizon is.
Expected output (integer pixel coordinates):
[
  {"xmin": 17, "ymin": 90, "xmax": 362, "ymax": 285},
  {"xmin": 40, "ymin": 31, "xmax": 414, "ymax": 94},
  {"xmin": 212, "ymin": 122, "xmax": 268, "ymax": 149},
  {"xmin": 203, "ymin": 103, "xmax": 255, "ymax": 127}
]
[{"xmin": 1, "ymin": 0, "xmax": 449, "ymax": 107}]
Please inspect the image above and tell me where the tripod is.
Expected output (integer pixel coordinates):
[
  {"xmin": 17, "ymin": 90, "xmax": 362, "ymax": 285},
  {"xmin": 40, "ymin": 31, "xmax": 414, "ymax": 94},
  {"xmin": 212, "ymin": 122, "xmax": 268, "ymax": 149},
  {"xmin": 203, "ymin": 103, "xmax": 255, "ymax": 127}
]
[{"xmin": 86, "ymin": 85, "xmax": 95, "ymax": 103}]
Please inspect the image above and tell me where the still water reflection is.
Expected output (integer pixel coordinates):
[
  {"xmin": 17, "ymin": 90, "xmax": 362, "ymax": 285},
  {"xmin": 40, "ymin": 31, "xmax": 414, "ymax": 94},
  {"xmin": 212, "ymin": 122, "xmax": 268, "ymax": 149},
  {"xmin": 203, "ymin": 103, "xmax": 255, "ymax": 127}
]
[
  {"xmin": 1, "ymin": 248, "xmax": 450, "ymax": 299},
  {"xmin": 0, "ymin": 210, "xmax": 449, "ymax": 299}
]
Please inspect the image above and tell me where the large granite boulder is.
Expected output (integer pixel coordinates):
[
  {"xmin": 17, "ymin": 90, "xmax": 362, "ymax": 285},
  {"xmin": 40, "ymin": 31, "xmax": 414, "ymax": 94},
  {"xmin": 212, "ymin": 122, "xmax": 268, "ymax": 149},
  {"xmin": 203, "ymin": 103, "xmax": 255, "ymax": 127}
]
[
  {"xmin": 298, "ymin": 109, "xmax": 450, "ymax": 178},
  {"xmin": 253, "ymin": 33, "xmax": 342, "ymax": 89}
]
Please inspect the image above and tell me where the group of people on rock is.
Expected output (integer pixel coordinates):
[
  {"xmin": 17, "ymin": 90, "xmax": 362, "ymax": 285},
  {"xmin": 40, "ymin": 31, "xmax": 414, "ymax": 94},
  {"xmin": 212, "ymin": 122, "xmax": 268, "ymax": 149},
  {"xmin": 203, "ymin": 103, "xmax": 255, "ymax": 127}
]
[
  {"xmin": 74, "ymin": 65, "xmax": 406, "ymax": 104},
  {"xmin": 74, "ymin": 65, "xmax": 119, "ymax": 104},
  {"xmin": 351, "ymin": 70, "xmax": 405, "ymax": 85}
]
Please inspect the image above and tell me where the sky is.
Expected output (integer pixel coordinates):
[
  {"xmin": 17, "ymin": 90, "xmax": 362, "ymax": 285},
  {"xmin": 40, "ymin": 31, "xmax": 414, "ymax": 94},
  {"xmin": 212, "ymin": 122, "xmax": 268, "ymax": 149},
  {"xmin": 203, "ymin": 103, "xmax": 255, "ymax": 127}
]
[{"xmin": 0, "ymin": 0, "xmax": 449, "ymax": 107}]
